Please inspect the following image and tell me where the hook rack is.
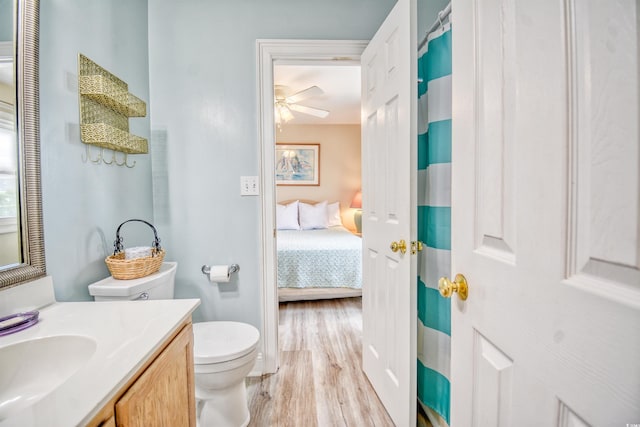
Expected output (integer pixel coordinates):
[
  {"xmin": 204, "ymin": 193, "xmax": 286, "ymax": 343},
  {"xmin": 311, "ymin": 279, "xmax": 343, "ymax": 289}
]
[
  {"xmin": 81, "ymin": 145, "xmax": 137, "ymax": 168},
  {"xmin": 78, "ymin": 54, "xmax": 147, "ymax": 168}
]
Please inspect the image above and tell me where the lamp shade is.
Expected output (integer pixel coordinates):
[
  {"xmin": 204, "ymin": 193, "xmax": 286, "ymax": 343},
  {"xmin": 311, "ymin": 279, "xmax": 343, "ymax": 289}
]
[{"xmin": 350, "ymin": 191, "xmax": 362, "ymax": 209}]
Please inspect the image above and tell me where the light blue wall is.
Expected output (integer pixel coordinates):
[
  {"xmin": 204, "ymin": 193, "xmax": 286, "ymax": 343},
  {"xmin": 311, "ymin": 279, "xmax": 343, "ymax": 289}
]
[
  {"xmin": 147, "ymin": 0, "xmax": 395, "ymax": 326},
  {"xmin": 39, "ymin": 0, "xmax": 152, "ymax": 301},
  {"xmin": 0, "ymin": 0, "xmax": 12, "ymax": 41}
]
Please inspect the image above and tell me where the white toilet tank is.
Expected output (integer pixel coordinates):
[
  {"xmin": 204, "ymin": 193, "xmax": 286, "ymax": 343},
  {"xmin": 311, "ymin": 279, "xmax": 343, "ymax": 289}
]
[{"xmin": 88, "ymin": 262, "xmax": 177, "ymax": 301}]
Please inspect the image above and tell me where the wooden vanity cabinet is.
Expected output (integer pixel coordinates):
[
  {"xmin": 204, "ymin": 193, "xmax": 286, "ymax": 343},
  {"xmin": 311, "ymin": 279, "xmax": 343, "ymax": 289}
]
[{"xmin": 88, "ymin": 321, "xmax": 196, "ymax": 427}]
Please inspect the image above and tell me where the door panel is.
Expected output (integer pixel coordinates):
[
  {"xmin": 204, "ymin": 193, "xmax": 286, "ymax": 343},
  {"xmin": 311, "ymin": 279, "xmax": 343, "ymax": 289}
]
[
  {"xmin": 557, "ymin": 402, "xmax": 590, "ymax": 427},
  {"xmin": 472, "ymin": 332, "xmax": 514, "ymax": 427},
  {"xmin": 385, "ymin": 97, "xmax": 400, "ymax": 215},
  {"xmin": 365, "ymin": 113, "xmax": 378, "ymax": 214},
  {"xmin": 474, "ymin": 0, "xmax": 516, "ymax": 262},
  {"xmin": 567, "ymin": 0, "xmax": 640, "ymax": 291},
  {"xmin": 361, "ymin": 0, "xmax": 416, "ymax": 424}
]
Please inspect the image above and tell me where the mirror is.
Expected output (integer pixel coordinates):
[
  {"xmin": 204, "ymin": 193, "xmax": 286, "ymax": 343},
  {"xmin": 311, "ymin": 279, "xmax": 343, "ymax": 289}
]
[
  {"xmin": 0, "ymin": 0, "xmax": 45, "ymax": 290},
  {"xmin": 1, "ymin": 0, "xmax": 19, "ymax": 268}
]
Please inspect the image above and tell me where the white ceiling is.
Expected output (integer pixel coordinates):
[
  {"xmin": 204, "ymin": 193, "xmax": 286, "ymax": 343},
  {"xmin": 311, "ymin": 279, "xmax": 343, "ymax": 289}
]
[{"xmin": 274, "ymin": 64, "xmax": 361, "ymax": 125}]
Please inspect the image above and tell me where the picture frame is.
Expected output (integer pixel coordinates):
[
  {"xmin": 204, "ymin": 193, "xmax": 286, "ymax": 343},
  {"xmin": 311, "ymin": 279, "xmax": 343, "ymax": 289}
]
[{"xmin": 275, "ymin": 143, "xmax": 320, "ymax": 186}]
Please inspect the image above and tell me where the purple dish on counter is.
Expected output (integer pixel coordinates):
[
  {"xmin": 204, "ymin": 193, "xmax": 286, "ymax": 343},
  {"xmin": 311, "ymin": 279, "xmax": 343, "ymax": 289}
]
[{"xmin": 0, "ymin": 311, "xmax": 39, "ymax": 337}]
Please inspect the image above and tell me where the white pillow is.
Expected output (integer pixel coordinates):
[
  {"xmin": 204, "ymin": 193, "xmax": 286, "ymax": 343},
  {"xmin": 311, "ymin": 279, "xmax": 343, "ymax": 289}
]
[
  {"xmin": 326, "ymin": 202, "xmax": 342, "ymax": 227},
  {"xmin": 276, "ymin": 200, "xmax": 300, "ymax": 230},
  {"xmin": 299, "ymin": 201, "xmax": 329, "ymax": 230}
]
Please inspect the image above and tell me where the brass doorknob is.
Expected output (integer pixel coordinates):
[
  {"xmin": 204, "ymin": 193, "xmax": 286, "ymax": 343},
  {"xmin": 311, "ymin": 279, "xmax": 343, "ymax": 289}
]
[
  {"xmin": 438, "ymin": 274, "xmax": 469, "ymax": 301},
  {"xmin": 390, "ymin": 239, "xmax": 407, "ymax": 254}
]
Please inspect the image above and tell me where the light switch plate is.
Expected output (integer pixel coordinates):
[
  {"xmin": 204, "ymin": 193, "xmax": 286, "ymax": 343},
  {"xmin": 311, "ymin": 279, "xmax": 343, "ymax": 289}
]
[{"xmin": 240, "ymin": 176, "xmax": 259, "ymax": 196}]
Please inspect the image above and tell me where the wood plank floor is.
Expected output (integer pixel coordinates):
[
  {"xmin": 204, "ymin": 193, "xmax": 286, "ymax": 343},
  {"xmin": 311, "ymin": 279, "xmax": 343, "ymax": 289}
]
[{"xmin": 246, "ymin": 297, "xmax": 394, "ymax": 427}]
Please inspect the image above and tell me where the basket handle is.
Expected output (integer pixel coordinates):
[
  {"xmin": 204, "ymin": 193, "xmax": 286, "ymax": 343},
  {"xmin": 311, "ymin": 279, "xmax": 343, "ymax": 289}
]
[{"xmin": 113, "ymin": 219, "xmax": 162, "ymax": 255}]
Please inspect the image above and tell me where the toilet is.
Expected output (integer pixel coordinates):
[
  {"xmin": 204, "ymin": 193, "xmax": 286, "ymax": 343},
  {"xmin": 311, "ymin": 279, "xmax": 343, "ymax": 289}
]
[{"xmin": 88, "ymin": 262, "xmax": 260, "ymax": 427}]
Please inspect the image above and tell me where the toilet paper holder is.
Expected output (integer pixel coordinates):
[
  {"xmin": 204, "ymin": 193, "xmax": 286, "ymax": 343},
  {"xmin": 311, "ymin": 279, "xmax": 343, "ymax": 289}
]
[{"xmin": 201, "ymin": 264, "xmax": 240, "ymax": 276}]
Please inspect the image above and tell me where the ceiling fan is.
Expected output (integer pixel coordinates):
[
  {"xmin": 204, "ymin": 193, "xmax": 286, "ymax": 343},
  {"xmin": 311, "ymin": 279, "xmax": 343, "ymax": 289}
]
[{"xmin": 274, "ymin": 85, "xmax": 330, "ymax": 127}]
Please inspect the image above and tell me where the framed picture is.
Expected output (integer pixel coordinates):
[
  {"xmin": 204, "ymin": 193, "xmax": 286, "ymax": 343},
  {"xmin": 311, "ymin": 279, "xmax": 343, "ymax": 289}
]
[{"xmin": 275, "ymin": 143, "xmax": 320, "ymax": 186}]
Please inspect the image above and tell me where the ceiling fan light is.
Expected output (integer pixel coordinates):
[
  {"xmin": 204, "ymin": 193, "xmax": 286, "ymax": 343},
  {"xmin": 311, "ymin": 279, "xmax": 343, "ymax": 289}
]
[
  {"xmin": 280, "ymin": 105, "xmax": 295, "ymax": 122},
  {"xmin": 274, "ymin": 103, "xmax": 287, "ymax": 124},
  {"xmin": 274, "ymin": 107, "xmax": 282, "ymax": 125}
]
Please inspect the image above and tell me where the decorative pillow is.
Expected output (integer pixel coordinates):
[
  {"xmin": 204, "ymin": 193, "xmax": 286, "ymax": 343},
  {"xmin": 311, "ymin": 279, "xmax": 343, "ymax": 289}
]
[
  {"xmin": 276, "ymin": 200, "xmax": 300, "ymax": 230},
  {"xmin": 299, "ymin": 201, "xmax": 329, "ymax": 230},
  {"xmin": 326, "ymin": 202, "xmax": 343, "ymax": 227}
]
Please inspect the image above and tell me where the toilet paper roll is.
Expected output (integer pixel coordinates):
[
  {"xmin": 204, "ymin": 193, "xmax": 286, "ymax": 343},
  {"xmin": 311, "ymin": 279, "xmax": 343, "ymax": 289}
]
[{"xmin": 208, "ymin": 265, "xmax": 231, "ymax": 283}]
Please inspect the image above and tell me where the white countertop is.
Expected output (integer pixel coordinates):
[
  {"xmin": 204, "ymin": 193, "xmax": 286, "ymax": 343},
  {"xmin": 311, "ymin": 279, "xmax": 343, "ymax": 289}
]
[{"xmin": 0, "ymin": 298, "xmax": 200, "ymax": 427}]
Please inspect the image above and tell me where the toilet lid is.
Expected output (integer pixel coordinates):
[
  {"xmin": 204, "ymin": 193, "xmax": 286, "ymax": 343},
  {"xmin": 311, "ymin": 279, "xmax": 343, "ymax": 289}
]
[{"xmin": 193, "ymin": 321, "xmax": 260, "ymax": 364}]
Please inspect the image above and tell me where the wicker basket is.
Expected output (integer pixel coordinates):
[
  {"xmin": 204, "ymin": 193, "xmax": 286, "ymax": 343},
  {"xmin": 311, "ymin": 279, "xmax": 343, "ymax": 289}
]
[{"xmin": 105, "ymin": 219, "xmax": 165, "ymax": 280}]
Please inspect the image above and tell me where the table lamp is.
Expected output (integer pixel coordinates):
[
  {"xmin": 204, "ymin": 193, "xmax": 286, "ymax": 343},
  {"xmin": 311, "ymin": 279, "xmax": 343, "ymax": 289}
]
[{"xmin": 350, "ymin": 191, "xmax": 362, "ymax": 234}]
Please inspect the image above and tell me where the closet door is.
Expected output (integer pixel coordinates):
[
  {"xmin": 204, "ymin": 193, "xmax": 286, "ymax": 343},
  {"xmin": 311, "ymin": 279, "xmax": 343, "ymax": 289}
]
[{"xmin": 451, "ymin": 0, "xmax": 640, "ymax": 425}]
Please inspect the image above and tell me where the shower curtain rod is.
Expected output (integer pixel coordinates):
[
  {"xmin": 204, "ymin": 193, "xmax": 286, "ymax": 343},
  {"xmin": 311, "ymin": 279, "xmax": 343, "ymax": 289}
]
[{"xmin": 418, "ymin": 2, "xmax": 451, "ymax": 50}]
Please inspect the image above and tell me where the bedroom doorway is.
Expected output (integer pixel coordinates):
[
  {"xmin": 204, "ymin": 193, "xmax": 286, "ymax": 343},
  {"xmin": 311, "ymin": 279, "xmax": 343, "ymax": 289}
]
[
  {"xmin": 256, "ymin": 40, "xmax": 368, "ymax": 374},
  {"xmin": 262, "ymin": 59, "xmax": 388, "ymax": 424},
  {"xmin": 256, "ymin": 18, "xmax": 416, "ymax": 422},
  {"xmin": 273, "ymin": 63, "xmax": 363, "ymax": 303}
]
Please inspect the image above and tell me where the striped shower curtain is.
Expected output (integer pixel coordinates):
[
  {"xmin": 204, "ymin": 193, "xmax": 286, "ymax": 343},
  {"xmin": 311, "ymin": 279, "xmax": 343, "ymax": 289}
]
[{"xmin": 417, "ymin": 23, "xmax": 452, "ymax": 426}]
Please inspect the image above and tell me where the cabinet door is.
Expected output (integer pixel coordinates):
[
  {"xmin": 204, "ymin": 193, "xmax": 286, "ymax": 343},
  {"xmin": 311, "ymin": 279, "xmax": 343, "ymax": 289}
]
[
  {"xmin": 115, "ymin": 324, "xmax": 196, "ymax": 427},
  {"xmin": 98, "ymin": 417, "xmax": 116, "ymax": 427}
]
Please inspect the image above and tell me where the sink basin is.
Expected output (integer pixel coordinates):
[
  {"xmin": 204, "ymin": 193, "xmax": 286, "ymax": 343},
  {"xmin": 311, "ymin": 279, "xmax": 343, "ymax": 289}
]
[{"xmin": 0, "ymin": 335, "xmax": 97, "ymax": 420}]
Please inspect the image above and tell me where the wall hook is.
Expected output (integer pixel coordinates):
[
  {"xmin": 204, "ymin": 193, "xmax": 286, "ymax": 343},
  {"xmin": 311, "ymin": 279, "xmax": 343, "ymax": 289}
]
[
  {"xmin": 82, "ymin": 145, "xmax": 103, "ymax": 164},
  {"xmin": 114, "ymin": 151, "xmax": 126, "ymax": 167},
  {"xmin": 102, "ymin": 149, "xmax": 115, "ymax": 165},
  {"xmin": 124, "ymin": 153, "xmax": 136, "ymax": 168},
  {"xmin": 95, "ymin": 148, "xmax": 105, "ymax": 164}
]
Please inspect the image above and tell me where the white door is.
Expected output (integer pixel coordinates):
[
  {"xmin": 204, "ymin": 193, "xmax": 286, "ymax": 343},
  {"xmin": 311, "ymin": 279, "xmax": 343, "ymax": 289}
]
[
  {"xmin": 451, "ymin": 0, "xmax": 640, "ymax": 425},
  {"xmin": 361, "ymin": 0, "xmax": 417, "ymax": 425}
]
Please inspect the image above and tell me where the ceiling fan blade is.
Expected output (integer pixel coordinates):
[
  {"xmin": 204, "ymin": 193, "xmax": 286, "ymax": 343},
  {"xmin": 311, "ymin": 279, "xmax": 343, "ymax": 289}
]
[
  {"xmin": 286, "ymin": 85, "xmax": 324, "ymax": 104},
  {"xmin": 289, "ymin": 103, "xmax": 330, "ymax": 118}
]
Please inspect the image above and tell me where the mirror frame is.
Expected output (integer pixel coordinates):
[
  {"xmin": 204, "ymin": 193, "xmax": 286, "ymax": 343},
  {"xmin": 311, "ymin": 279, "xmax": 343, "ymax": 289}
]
[{"xmin": 0, "ymin": 0, "xmax": 45, "ymax": 290}]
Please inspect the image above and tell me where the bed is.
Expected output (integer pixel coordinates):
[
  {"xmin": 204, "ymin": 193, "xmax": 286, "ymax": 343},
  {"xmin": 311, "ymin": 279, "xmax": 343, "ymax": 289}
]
[{"xmin": 277, "ymin": 225, "xmax": 362, "ymax": 301}]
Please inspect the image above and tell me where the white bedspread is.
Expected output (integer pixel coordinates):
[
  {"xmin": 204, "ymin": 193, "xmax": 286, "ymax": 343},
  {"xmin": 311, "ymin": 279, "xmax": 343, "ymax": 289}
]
[{"xmin": 277, "ymin": 226, "xmax": 362, "ymax": 289}]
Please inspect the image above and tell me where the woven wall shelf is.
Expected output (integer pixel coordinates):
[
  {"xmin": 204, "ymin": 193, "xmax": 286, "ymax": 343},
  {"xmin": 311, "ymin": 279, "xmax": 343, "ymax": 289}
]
[
  {"xmin": 78, "ymin": 54, "xmax": 148, "ymax": 154},
  {"xmin": 80, "ymin": 123, "xmax": 148, "ymax": 154}
]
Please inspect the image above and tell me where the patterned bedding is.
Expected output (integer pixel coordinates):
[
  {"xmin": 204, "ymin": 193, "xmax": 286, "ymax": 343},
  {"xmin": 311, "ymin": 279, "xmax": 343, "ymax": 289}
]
[{"xmin": 277, "ymin": 226, "xmax": 362, "ymax": 289}]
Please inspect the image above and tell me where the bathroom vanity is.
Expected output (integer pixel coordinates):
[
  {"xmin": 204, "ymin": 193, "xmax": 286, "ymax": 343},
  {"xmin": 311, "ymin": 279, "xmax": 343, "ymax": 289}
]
[
  {"xmin": 0, "ymin": 280, "xmax": 200, "ymax": 427},
  {"xmin": 87, "ymin": 319, "xmax": 196, "ymax": 427}
]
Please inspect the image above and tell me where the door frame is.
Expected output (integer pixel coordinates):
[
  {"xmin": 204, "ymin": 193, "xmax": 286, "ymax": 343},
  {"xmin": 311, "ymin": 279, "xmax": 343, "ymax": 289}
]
[{"xmin": 256, "ymin": 39, "xmax": 368, "ymax": 373}]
